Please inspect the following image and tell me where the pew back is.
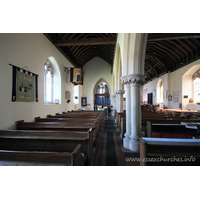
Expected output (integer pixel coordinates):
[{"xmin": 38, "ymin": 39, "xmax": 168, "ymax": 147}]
[
  {"xmin": 0, "ymin": 144, "xmax": 84, "ymax": 166},
  {"xmin": 0, "ymin": 129, "xmax": 93, "ymax": 165},
  {"xmin": 140, "ymin": 137, "xmax": 200, "ymax": 166}
]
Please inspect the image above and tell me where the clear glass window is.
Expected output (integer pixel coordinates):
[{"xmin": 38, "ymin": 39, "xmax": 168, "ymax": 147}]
[
  {"xmin": 44, "ymin": 60, "xmax": 53, "ymax": 104},
  {"xmin": 73, "ymin": 85, "xmax": 79, "ymax": 104},
  {"xmin": 194, "ymin": 78, "xmax": 200, "ymax": 103}
]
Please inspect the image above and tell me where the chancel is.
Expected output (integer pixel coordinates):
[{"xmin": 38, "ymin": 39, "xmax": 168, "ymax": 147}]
[{"xmin": 1, "ymin": 33, "xmax": 200, "ymax": 166}]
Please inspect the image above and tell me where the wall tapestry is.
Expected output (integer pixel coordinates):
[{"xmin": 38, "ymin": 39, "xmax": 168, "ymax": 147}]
[
  {"xmin": 81, "ymin": 97, "xmax": 87, "ymax": 107},
  {"xmin": 70, "ymin": 68, "xmax": 84, "ymax": 85},
  {"xmin": 11, "ymin": 64, "xmax": 39, "ymax": 102}
]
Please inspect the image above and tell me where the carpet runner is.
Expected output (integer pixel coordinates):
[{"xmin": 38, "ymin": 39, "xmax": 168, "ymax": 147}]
[{"xmin": 93, "ymin": 117, "xmax": 140, "ymax": 166}]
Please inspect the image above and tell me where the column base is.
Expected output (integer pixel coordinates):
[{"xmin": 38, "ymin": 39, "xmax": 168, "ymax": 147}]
[
  {"xmin": 123, "ymin": 134, "xmax": 130, "ymax": 149},
  {"xmin": 129, "ymin": 138, "xmax": 139, "ymax": 152}
]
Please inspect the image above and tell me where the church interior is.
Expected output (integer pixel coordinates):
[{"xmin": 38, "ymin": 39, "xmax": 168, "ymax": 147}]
[
  {"xmin": 1, "ymin": 33, "xmax": 200, "ymax": 167},
  {"xmin": 1, "ymin": 2, "xmax": 200, "ymax": 199}
]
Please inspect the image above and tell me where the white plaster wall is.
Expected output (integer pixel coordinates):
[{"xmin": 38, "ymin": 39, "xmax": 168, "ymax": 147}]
[
  {"xmin": 0, "ymin": 33, "xmax": 74, "ymax": 129},
  {"xmin": 82, "ymin": 57, "xmax": 112, "ymax": 110},
  {"xmin": 142, "ymin": 59, "xmax": 200, "ymax": 109}
]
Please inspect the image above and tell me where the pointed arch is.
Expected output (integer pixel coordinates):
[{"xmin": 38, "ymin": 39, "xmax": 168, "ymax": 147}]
[{"xmin": 93, "ymin": 78, "xmax": 111, "ymax": 96}]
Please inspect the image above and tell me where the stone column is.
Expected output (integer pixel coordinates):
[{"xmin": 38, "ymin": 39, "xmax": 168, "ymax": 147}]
[
  {"xmin": 115, "ymin": 90, "xmax": 125, "ymax": 113},
  {"xmin": 121, "ymin": 74, "xmax": 144, "ymax": 151},
  {"xmin": 123, "ymin": 83, "xmax": 131, "ymax": 148},
  {"xmin": 111, "ymin": 94, "xmax": 116, "ymax": 117}
]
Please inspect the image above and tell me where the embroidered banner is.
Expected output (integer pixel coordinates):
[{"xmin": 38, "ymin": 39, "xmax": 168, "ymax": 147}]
[
  {"xmin": 81, "ymin": 97, "xmax": 87, "ymax": 107},
  {"xmin": 17, "ymin": 70, "xmax": 35, "ymax": 102},
  {"xmin": 70, "ymin": 68, "xmax": 84, "ymax": 85},
  {"xmin": 11, "ymin": 64, "xmax": 38, "ymax": 102}
]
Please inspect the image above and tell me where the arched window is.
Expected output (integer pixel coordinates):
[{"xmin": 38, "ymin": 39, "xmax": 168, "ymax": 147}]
[
  {"xmin": 95, "ymin": 81, "xmax": 110, "ymax": 106},
  {"xmin": 96, "ymin": 81, "xmax": 109, "ymax": 94},
  {"xmin": 157, "ymin": 79, "xmax": 163, "ymax": 103},
  {"xmin": 73, "ymin": 85, "xmax": 79, "ymax": 104},
  {"xmin": 44, "ymin": 60, "xmax": 54, "ymax": 104},
  {"xmin": 193, "ymin": 69, "xmax": 200, "ymax": 103}
]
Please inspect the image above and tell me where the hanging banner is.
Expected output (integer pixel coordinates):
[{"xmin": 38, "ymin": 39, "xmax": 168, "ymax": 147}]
[
  {"xmin": 17, "ymin": 70, "xmax": 35, "ymax": 102},
  {"xmin": 70, "ymin": 68, "xmax": 83, "ymax": 85},
  {"xmin": 10, "ymin": 64, "xmax": 38, "ymax": 102},
  {"xmin": 11, "ymin": 66, "xmax": 17, "ymax": 102},
  {"xmin": 81, "ymin": 97, "xmax": 87, "ymax": 107}
]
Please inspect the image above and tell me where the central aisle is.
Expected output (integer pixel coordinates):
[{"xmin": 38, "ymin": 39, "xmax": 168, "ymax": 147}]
[{"xmin": 93, "ymin": 117, "xmax": 140, "ymax": 166}]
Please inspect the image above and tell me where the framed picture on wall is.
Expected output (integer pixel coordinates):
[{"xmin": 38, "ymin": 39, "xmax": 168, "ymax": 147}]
[
  {"xmin": 81, "ymin": 97, "xmax": 87, "ymax": 107},
  {"xmin": 168, "ymin": 95, "xmax": 172, "ymax": 101},
  {"xmin": 173, "ymin": 90, "xmax": 179, "ymax": 97},
  {"xmin": 174, "ymin": 97, "xmax": 179, "ymax": 103}
]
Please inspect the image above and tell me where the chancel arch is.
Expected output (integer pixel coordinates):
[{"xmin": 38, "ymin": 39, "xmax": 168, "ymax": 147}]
[{"xmin": 93, "ymin": 78, "xmax": 111, "ymax": 110}]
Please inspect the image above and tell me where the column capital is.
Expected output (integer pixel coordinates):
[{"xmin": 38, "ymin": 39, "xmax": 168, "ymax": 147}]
[
  {"xmin": 115, "ymin": 90, "xmax": 125, "ymax": 94},
  {"xmin": 120, "ymin": 74, "xmax": 145, "ymax": 86},
  {"xmin": 111, "ymin": 94, "xmax": 116, "ymax": 97}
]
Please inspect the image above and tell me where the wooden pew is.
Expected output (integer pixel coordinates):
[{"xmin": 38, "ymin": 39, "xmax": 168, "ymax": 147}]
[
  {"xmin": 118, "ymin": 111, "xmax": 167, "ymax": 133},
  {"xmin": 61, "ymin": 110, "xmax": 104, "ymax": 125},
  {"xmin": 146, "ymin": 120, "xmax": 200, "ymax": 138},
  {"xmin": 52, "ymin": 113, "xmax": 103, "ymax": 130},
  {"xmin": 0, "ymin": 129, "xmax": 93, "ymax": 165},
  {"xmin": 0, "ymin": 144, "xmax": 84, "ymax": 166},
  {"xmin": 35, "ymin": 116, "xmax": 100, "ymax": 140},
  {"xmin": 16, "ymin": 120, "xmax": 98, "ymax": 147},
  {"xmin": 140, "ymin": 137, "xmax": 200, "ymax": 166},
  {"xmin": 61, "ymin": 111, "xmax": 104, "ymax": 126}
]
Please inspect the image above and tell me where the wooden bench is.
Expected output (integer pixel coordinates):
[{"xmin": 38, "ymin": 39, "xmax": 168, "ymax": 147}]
[
  {"xmin": 52, "ymin": 113, "xmax": 103, "ymax": 131},
  {"xmin": 16, "ymin": 120, "xmax": 98, "ymax": 147},
  {"xmin": 36, "ymin": 116, "xmax": 100, "ymax": 140},
  {"xmin": 0, "ymin": 144, "xmax": 84, "ymax": 166},
  {"xmin": 120, "ymin": 117, "xmax": 200, "ymax": 140},
  {"xmin": 140, "ymin": 137, "xmax": 200, "ymax": 166},
  {"xmin": 61, "ymin": 111, "xmax": 104, "ymax": 125},
  {"xmin": 0, "ymin": 129, "xmax": 93, "ymax": 165},
  {"xmin": 117, "ymin": 111, "xmax": 169, "ymax": 133},
  {"xmin": 61, "ymin": 111, "xmax": 104, "ymax": 126},
  {"xmin": 146, "ymin": 120, "xmax": 200, "ymax": 138}
]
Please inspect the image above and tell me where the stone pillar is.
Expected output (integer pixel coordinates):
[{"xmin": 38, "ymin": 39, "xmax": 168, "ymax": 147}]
[
  {"xmin": 121, "ymin": 74, "xmax": 144, "ymax": 152},
  {"xmin": 111, "ymin": 94, "xmax": 116, "ymax": 117},
  {"xmin": 115, "ymin": 90, "xmax": 125, "ymax": 113},
  {"xmin": 123, "ymin": 84, "xmax": 131, "ymax": 148}
]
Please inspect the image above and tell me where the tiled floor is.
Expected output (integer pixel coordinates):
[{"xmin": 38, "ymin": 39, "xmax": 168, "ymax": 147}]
[{"xmin": 93, "ymin": 116, "xmax": 140, "ymax": 166}]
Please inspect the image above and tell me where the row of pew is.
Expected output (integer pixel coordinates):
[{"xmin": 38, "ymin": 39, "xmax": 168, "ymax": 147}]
[
  {"xmin": 117, "ymin": 109, "xmax": 200, "ymax": 140},
  {"xmin": 115, "ymin": 109, "xmax": 200, "ymax": 166},
  {"xmin": 0, "ymin": 110, "xmax": 104, "ymax": 166}
]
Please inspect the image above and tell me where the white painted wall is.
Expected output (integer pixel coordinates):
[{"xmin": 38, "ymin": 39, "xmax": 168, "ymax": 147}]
[
  {"xmin": 82, "ymin": 57, "xmax": 112, "ymax": 110},
  {"xmin": 142, "ymin": 59, "xmax": 200, "ymax": 109},
  {"xmin": 0, "ymin": 33, "xmax": 75, "ymax": 129}
]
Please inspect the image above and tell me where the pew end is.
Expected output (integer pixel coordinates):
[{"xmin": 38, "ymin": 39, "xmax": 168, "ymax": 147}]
[{"xmin": 35, "ymin": 116, "xmax": 41, "ymax": 122}]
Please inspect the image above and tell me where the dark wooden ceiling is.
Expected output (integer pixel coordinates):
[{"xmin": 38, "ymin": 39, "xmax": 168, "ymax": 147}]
[
  {"xmin": 44, "ymin": 33, "xmax": 117, "ymax": 70},
  {"xmin": 145, "ymin": 33, "xmax": 200, "ymax": 83},
  {"xmin": 44, "ymin": 33, "xmax": 200, "ymax": 84}
]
